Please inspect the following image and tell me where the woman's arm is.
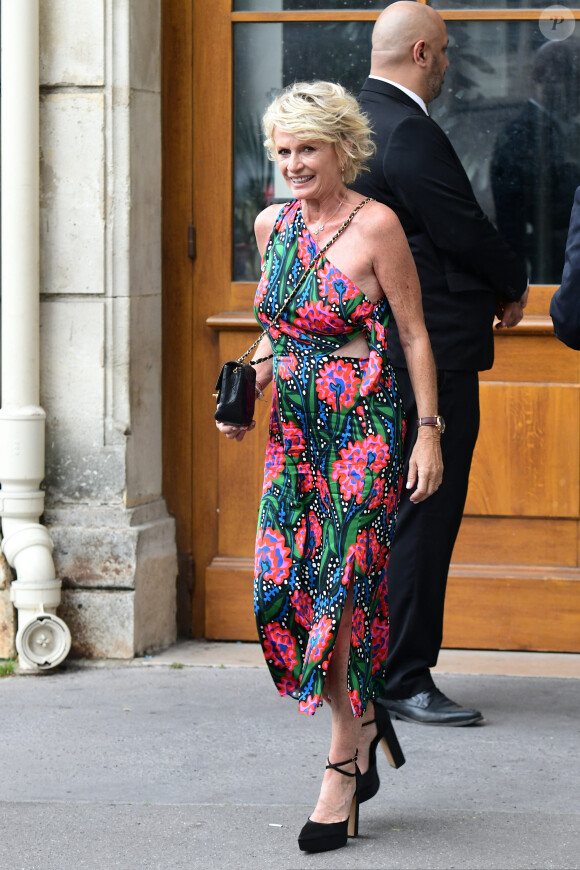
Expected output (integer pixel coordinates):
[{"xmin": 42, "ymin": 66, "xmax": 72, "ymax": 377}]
[
  {"xmin": 369, "ymin": 207, "xmax": 443, "ymax": 502},
  {"xmin": 215, "ymin": 205, "xmax": 280, "ymax": 442}
]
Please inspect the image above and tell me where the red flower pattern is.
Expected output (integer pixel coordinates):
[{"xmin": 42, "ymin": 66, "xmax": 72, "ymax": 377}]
[
  {"xmin": 316, "ymin": 359, "xmax": 361, "ymax": 412},
  {"xmin": 332, "ymin": 433, "xmax": 390, "ymax": 504},
  {"xmin": 360, "ymin": 351, "xmax": 382, "ymax": 396},
  {"xmin": 255, "ymin": 271, "xmax": 268, "ymax": 307},
  {"xmin": 350, "ymin": 300, "xmax": 375, "ymax": 324},
  {"xmin": 297, "ymin": 461, "xmax": 314, "ymax": 493},
  {"xmin": 368, "ymin": 478, "xmax": 386, "ymax": 510},
  {"xmin": 290, "ymin": 588, "xmax": 314, "ymax": 630},
  {"xmin": 294, "ymin": 512, "xmax": 323, "ymax": 560},
  {"xmin": 364, "ymin": 433, "xmax": 391, "ymax": 472},
  {"xmin": 371, "ymin": 618, "xmax": 389, "ymax": 673},
  {"xmin": 350, "ymin": 689, "xmax": 363, "ymax": 718},
  {"xmin": 315, "ymin": 471, "xmax": 332, "ymax": 513},
  {"xmin": 305, "ymin": 614, "xmax": 334, "ymax": 664},
  {"xmin": 282, "ymin": 419, "xmax": 306, "ymax": 456},
  {"xmin": 353, "ymin": 528, "xmax": 388, "ymax": 574},
  {"xmin": 262, "ymin": 440, "xmax": 285, "ymax": 493},
  {"xmin": 297, "ymin": 232, "xmax": 317, "ymax": 267},
  {"xmin": 276, "ymin": 674, "xmax": 299, "ymax": 696},
  {"xmin": 352, "ymin": 606, "xmax": 367, "ymax": 648},
  {"xmin": 385, "ymin": 485, "xmax": 398, "ymax": 513},
  {"xmin": 255, "ymin": 527, "xmax": 292, "ymax": 584},
  {"xmin": 294, "ymin": 300, "xmax": 345, "ymax": 334},
  {"xmin": 278, "ymin": 353, "xmax": 298, "ymax": 380},
  {"xmin": 299, "ymin": 694, "xmax": 319, "ymax": 715},
  {"xmin": 263, "ymin": 623, "xmax": 299, "ymax": 670},
  {"xmin": 319, "ymin": 261, "xmax": 361, "ymax": 305}
]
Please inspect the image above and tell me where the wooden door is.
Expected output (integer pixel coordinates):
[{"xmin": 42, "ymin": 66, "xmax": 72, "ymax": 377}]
[{"xmin": 162, "ymin": 0, "xmax": 580, "ymax": 651}]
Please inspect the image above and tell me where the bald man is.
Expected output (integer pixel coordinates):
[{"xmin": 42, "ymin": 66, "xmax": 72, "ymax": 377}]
[{"xmin": 353, "ymin": 2, "xmax": 528, "ymax": 726}]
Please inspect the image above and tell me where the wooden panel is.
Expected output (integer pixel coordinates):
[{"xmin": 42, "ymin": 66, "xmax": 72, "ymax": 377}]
[
  {"xmin": 525, "ymin": 286, "xmax": 557, "ymax": 317},
  {"xmin": 231, "ymin": 282, "xmax": 258, "ymax": 310},
  {"xmin": 483, "ymin": 334, "xmax": 580, "ymax": 383},
  {"xmin": 162, "ymin": 0, "xmax": 194, "ymax": 544},
  {"xmin": 207, "ymin": 310, "xmax": 259, "ymax": 331},
  {"xmin": 442, "ymin": 569, "xmax": 580, "ymax": 652},
  {"xmin": 231, "ymin": 11, "xmax": 580, "ymax": 22},
  {"xmin": 465, "ymin": 383, "xmax": 580, "ymax": 518},
  {"xmin": 215, "ymin": 331, "xmax": 270, "ymax": 556},
  {"xmin": 452, "ymin": 517, "xmax": 579, "ymax": 568},
  {"xmin": 189, "ymin": 0, "xmax": 234, "ymax": 636},
  {"xmin": 205, "ymin": 557, "xmax": 258, "ymax": 641},
  {"xmin": 207, "ymin": 561, "xmax": 580, "ymax": 652},
  {"xmin": 162, "ymin": 0, "xmax": 195, "ymax": 633}
]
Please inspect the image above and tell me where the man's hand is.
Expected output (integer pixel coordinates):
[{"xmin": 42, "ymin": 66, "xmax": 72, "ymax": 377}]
[{"xmin": 495, "ymin": 299, "xmax": 524, "ymax": 329}]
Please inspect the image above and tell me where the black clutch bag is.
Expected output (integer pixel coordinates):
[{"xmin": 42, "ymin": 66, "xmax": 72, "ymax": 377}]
[{"xmin": 214, "ymin": 360, "xmax": 257, "ymax": 426}]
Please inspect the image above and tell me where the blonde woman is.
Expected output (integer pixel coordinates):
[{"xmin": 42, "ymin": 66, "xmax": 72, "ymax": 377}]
[{"xmin": 216, "ymin": 81, "xmax": 443, "ymax": 854}]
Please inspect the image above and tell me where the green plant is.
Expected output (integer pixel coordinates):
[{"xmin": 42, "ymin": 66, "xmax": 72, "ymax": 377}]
[{"xmin": 0, "ymin": 659, "xmax": 16, "ymax": 678}]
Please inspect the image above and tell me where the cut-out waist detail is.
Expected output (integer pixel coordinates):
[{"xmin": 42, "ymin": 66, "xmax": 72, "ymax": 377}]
[{"xmin": 329, "ymin": 332, "xmax": 370, "ymax": 359}]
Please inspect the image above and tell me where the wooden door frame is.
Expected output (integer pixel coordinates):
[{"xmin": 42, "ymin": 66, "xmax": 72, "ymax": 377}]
[
  {"xmin": 162, "ymin": 0, "xmax": 234, "ymax": 636},
  {"xmin": 162, "ymin": 1, "xmax": 580, "ymax": 648}
]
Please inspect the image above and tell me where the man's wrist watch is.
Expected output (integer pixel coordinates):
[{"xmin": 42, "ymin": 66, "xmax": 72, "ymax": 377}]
[{"xmin": 417, "ymin": 415, "xmax": 446, "ymax": 434}]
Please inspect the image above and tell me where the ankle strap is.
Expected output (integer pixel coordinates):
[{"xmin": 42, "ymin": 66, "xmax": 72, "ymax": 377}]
[
  {"xmin": 325, "ymin": 752, "xmax": 358, "ymax": 777},
  {"xmin": 361, "ymin": 718, "xmax": 376, "ymax": 728}
]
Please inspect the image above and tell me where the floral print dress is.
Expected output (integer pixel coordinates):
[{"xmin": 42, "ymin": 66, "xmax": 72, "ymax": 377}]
[{"xmin": 254, "ymin": 200, "xmax": 405, "ymax": 717}]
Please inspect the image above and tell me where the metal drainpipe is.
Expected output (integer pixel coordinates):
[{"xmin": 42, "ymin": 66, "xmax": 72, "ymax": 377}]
[{"xmin": 0, "ymin": 0, "xmax": 71, "ymax": 669}]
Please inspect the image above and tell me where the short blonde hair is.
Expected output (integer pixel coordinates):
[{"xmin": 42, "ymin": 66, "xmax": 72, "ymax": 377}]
[{"xmin": 262, "ymin": 81, "xmax": 374, "ymax": 184}]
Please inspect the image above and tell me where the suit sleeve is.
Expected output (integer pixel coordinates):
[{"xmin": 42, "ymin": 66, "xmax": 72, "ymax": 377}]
[
  {"xmin": 383, "ymin": 115, "xmax": 527, "ymax": 301},
  {"xmin": 550, "ymin": 187, "xmax": 580, "ymax": 350}
]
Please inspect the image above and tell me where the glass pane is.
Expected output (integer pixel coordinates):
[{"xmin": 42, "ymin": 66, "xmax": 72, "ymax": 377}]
[
  {"xmin": 233, "ymin": 20, "xmax": 373, "ymax": 279},
  {"xmin": 234, "ymin": 1, "xmax": 388, "ymax": 10},
  {"xmin": 431, "ymin": 0, "xmax": 565, "ymax": 8},
  {"xmin": 433, "ymin": 19, "xmax": 580, "ymax": 283},
  {"xmin": 234, "ymin": 18, "xmax": 580, "ymax": 283}
]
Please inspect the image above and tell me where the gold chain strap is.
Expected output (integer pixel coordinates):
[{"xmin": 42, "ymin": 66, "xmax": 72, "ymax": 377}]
[{"xmin": 237, "ymin": 197, "xmax": 372, "ymax": 365}]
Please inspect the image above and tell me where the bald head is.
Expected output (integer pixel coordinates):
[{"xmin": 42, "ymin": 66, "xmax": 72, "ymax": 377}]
[{"xmin": 370, "ymin": 1, "xmax": 449, "ymax": 105}]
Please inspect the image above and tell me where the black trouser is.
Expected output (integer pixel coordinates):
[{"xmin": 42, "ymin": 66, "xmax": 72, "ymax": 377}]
[{"xmin": 383, "ymin": 367, "xmax": 480, "ymax": 699}]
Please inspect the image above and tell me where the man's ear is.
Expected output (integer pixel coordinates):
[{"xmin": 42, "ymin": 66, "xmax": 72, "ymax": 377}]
[{"xmin": 412, "ymin": 39, "xmax": 427, "ymax": 67}]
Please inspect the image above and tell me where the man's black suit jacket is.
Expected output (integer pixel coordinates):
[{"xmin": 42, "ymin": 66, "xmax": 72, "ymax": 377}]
[
  {"xmin": 550, "ymin": 185, "xmax": 580, "ymax": 350},
  {"xmin": 353, "ymin": 78, "xmax": 527, "ymax": 372}
]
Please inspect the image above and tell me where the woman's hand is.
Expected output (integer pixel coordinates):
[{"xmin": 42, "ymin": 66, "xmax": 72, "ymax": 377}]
[
  {"xmin": 407, "ymin": 429, "xmax": 443, "ymax": 503},
  {"xmin": 215, "ymin": 420, "xmax": 256, "ymax": 441}
]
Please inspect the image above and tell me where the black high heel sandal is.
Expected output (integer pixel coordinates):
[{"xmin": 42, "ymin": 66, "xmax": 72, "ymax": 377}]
[
  {"xmin": 358, "ymin": 701, "xmax": 405, "ymax": 804},
  {"xmin": 298, "ymin": 753, "xmax": 360, "ymax": 853}
]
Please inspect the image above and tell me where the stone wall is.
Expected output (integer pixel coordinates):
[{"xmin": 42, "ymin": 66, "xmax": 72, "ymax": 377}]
[{"xmin": 0, "ymin": 0, "xmax": 177, "ymax": 660}]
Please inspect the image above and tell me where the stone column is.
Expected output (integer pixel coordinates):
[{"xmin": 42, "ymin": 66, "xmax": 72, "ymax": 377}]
[{"xmin": 32, "ymin": 0, "xmax": 177, "ymax": 658}]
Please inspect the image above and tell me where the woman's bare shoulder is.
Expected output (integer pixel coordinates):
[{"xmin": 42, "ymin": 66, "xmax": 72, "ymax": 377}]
[
  {"xmin": 358, "ymin": 198, "xmax": 401, "ymax": 234},
  {"xmin": 254, "ymin": 202, "xmax": 287, "ymax": 252},
  {"xmin": 356, "ymin": 199, "xmax": 409, "ymax": 257}
]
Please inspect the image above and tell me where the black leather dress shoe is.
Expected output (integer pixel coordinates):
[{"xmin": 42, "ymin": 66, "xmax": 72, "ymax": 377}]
[{"xmin": 378, "ymin": 688, "xmax": 484, "ymax": 726}]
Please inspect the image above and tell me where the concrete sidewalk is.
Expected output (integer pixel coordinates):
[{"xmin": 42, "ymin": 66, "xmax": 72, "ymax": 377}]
[{"xmin": 0, "ymin": 643, "xmax": 579, "ymax": 870}]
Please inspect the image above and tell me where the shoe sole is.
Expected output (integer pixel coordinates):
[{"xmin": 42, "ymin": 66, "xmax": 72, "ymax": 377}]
[{"xmin": 388, "ymin": 710, "xmax": 485, "ymax": 727}]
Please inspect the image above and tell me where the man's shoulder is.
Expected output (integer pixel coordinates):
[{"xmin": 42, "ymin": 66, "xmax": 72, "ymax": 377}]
[
  {"xmin": 380, "ymin": 111, "xmax": 449, "ymax": 163},
  {"xmin": 359, "ymin": 82, "xmax": 424, "ymax": 117},
  {"xmin": 360, "ymin": 85, "xmax": 442, "ymax": 136}
]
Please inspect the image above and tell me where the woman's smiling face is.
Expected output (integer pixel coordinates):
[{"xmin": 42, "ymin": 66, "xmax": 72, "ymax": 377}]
[{"xmin": 273, "ymin": 129, "xmax": 342, "ymax": 201}]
